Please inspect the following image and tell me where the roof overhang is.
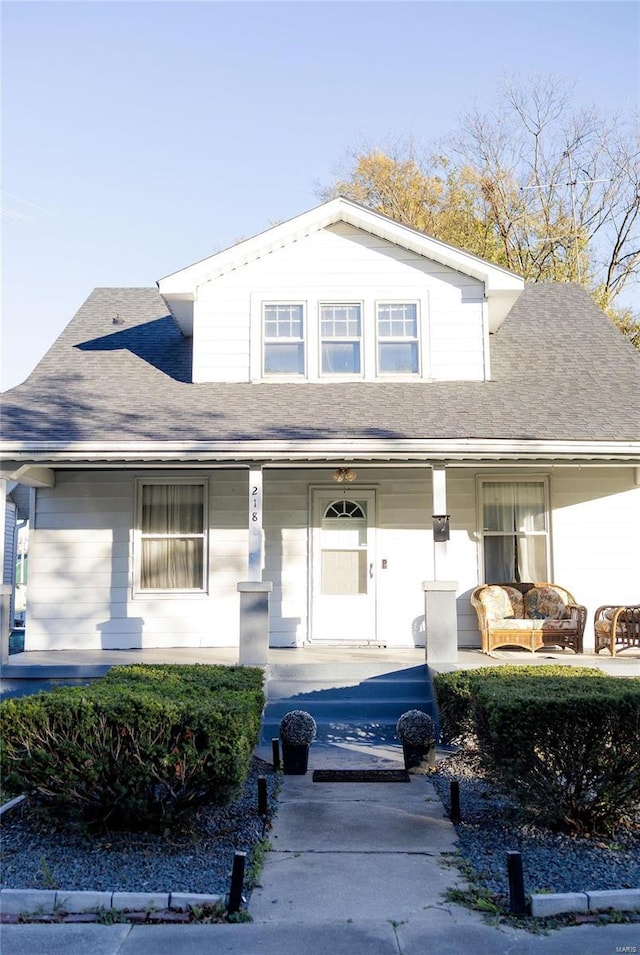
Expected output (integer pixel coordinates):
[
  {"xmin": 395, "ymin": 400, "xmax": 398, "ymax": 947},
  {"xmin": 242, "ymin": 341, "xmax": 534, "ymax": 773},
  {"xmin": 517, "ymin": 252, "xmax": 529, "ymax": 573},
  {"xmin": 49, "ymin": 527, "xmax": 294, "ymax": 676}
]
[
  {"xmin": 0, "ymin": 465, "xmax": 55, "ymax": 487},
  {"xmin": 2, "ymin": 439, "xmax": 639, "ymax": 472},
  {"xmin": 157, "ymin": 197, "xmax": 525, "ymax": 335}
]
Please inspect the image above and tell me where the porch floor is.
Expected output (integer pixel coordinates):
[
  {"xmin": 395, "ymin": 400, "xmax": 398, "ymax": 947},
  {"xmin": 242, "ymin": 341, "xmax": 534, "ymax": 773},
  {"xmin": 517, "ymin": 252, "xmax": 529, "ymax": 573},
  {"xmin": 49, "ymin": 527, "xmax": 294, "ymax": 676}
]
[{"xmin": 3, "ymin": 645, "xmax": 638, "ymax": 676}]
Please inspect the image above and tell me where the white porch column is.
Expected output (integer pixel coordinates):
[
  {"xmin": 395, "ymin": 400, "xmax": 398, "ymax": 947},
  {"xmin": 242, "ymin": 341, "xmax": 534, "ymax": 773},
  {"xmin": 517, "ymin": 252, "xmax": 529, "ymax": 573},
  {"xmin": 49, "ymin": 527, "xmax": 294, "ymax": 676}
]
[
  {"xmin": 431, "ymin": 464, "xmax": 449, "ymax": 578},
  {"xmin": 423, "ymin": 465, "xmax": 458, "ymax": 663},
  {"xmin": 238, "ymin": 466, "xmax": 271, "ymax": 665},
  {"xmin": 247, "ymin": 466, "xmax": 265, "ymax": 581}
]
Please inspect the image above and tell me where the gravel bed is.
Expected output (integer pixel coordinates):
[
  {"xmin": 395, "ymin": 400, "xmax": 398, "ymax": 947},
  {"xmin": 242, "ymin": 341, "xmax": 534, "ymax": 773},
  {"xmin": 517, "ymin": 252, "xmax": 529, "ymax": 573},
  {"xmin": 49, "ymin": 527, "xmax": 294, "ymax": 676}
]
[
  {"xmin": 431, "ymin": 750, "xmax": 640, "ymax": 903},
  {"xmin": 0, "ymin": 757, "xmax": 278, "ymax": 898},
  {"xmin": 3, "ymin": 749, "xmax": 638, "ymax": 908}
]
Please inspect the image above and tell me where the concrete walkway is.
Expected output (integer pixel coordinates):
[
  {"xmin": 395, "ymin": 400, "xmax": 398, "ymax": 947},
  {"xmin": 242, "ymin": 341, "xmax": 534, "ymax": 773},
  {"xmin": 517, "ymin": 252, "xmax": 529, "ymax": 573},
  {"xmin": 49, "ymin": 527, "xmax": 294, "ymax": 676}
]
[
  {"xmin": 250, "ymin": 740, "xmax": 463, "ymax": 926},
  {"xmin": 2, "ymin": 739, "xmax": 639, "ymax": 954}
]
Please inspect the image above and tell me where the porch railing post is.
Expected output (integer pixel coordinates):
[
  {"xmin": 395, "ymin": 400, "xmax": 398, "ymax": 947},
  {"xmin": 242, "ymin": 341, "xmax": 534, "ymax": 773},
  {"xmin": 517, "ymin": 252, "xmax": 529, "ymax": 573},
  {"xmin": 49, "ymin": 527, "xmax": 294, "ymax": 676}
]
[
  {"xmin": 237, "ymin": 581, "xmax": 272, "ymax": 666},
  {"xmin": 422, "ymin": 580, "xmax": 458, "ymax": 664},
  {"xmin": 0, "ymin": 584, "xmax": 11, "ymax": 666}
]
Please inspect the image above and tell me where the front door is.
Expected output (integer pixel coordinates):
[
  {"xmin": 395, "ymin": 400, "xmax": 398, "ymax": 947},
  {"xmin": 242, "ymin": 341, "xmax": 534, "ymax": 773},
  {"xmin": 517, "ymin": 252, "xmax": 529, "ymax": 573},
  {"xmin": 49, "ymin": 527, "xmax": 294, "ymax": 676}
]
[{"xmin": 311, "ymin": 489, "xmax": 377, "ymax": 642}]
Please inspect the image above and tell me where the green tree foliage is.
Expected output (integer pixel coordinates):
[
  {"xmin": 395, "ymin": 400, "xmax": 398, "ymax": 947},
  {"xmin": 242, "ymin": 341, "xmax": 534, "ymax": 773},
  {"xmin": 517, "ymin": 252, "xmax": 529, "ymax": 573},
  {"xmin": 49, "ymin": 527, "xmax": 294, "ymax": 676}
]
[{"xmin": 323, "ymin": 76, "xmax": 640, "ymax": 348}]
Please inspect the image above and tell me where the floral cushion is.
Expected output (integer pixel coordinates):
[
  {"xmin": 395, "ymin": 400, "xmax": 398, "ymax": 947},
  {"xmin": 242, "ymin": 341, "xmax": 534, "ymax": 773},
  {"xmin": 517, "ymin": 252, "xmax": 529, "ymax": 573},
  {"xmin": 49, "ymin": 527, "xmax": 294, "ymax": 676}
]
[
  {"xmin": 595, "ymin": 619, "xmax": 613, "ymax": 634},
  {"xmin": 497, "ymin": 618, "xmax": 574, "ymax": 631},
  {"xmin": 479, "ymin": 585, "xmax": 524, "ymax": 624},
  {"xmin": 524, "ymin": 587, "xmax": 570, "ymax": 620},
  {"xmin": 595, "ymin": 616, "xmax": 625, "ymax": 635},
  {"xmin": 493, "ymin": 619, "xmax": 535, "ymax": 630}
]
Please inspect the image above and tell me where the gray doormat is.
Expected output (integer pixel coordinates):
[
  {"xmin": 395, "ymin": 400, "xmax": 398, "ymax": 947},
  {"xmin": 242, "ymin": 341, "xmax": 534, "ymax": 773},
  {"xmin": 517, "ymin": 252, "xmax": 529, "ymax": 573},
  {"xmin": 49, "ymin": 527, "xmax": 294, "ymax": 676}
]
[{"xmin": 312, "ymin": 769, "xmax": 410, "ymax": 783}]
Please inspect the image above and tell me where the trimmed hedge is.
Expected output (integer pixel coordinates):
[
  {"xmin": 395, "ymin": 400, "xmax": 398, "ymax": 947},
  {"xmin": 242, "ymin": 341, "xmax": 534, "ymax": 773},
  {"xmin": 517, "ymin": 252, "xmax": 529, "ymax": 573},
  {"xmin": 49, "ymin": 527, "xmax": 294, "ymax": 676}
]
[
  {"xmin": 0, "ymin": 664, "xmax": 265, "ymax": 829},
  {"xmin": 434, "ymin": 666, "xmax": 640, "ymax": 834},
  {"xmin": 433, "ymin": 665, "xmax": 607, "ymax": 744}
]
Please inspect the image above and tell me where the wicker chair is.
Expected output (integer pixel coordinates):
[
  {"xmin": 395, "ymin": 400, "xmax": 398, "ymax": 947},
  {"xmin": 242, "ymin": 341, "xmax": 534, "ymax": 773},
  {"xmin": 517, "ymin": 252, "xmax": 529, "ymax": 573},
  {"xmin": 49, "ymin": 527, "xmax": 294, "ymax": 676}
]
[
  {"xmin": 594, "ymin": 605, "xmax": 640, "ymax": 655},
  {"xmin": 471, "ymin": 582, "xmax": 586, "ymax": 655}
]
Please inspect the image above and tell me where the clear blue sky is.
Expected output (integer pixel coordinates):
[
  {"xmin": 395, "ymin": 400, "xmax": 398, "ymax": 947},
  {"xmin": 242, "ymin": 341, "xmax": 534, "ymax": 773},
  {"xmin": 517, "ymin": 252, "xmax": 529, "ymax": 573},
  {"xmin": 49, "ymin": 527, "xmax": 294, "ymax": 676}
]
[{"xmin": 2, "ymin": 0, "xmax": 639, "ymax": 389}]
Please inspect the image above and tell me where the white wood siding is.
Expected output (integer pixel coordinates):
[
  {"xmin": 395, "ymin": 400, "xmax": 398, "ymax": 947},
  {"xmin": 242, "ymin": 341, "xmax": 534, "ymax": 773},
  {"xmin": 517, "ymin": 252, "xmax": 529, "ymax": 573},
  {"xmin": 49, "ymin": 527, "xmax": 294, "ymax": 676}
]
[
  {"xmin": 374, "ymin": 470, "xmax": 433, "ymax": 646},
  {"xmin": 263, "ymin": 472, "xmax": 310, "ymax": 647},
  {"xmin": 444, "ymin": 471, "xmax": 483, "ymax": 647},
  {"xmin": 193, "ymin": 222, "xmax": 485, "ymax": 383},
  {"xmin": 25, "ymin": 470, "xmax": 248, "ymax": 651},
  {"xmin": 23, "ymin": 466, "xmax": 640, "ymax": 652},
  {"xmin": 451, "ymin": 467, "xmax": 640, "ymax": 650},
  {"xmin": 262, "ymin": 467, "xmax": 435, "ymax": 648},
  {"xmin": 550, "ymin": 468, "xmax": 640, "ymax": 649}
]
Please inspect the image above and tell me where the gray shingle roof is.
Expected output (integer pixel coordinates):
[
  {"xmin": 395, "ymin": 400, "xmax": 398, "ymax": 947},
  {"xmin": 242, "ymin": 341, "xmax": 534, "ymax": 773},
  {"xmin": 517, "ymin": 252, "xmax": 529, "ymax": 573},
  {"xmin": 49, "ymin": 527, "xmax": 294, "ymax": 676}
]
[{"xmin": 1, "ymin": 283, "xmax": 639, "ymax": 448}]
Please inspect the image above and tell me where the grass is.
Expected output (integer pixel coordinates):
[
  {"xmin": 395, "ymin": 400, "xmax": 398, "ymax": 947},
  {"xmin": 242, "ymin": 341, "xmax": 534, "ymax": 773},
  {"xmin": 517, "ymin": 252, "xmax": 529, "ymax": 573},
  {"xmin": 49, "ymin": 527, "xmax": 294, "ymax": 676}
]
[
  {"xmin": 441, "ymin": 858, "xmax": 640, "ymax": 934},
  {"xmin": 246, "ymin": 838, "xmax": 271, "ymax": 888}
]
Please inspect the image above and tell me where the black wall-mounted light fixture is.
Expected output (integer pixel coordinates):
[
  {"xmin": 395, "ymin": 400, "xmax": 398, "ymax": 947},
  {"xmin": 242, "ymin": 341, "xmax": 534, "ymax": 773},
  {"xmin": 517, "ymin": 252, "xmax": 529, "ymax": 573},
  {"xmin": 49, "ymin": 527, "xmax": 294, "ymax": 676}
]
[{"xmin": 432, "ymin": 514, "xmax": 450, "ymax": 542}]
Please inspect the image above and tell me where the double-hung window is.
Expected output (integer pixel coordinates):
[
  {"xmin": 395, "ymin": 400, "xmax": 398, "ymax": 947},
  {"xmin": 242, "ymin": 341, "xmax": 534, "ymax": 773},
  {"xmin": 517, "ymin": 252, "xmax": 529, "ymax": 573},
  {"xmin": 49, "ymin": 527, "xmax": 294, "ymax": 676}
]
[
  {"xmin": 480, "ymin": 479, "xmax": 549, "ymax": 583},
  {"xmin": 137, "ymin": 480, "xmax": 207, "ymax": 592},
  {"xmin": 320, "ymin": 303, "xmax": 362, "ymax": 375},
  {"xmin": 377, "ymin": 303, "xmax": 419, "ymax": 374},
  {"xmin": 263, "ymin": 304, "xmax": 305, "ymax": 375}
]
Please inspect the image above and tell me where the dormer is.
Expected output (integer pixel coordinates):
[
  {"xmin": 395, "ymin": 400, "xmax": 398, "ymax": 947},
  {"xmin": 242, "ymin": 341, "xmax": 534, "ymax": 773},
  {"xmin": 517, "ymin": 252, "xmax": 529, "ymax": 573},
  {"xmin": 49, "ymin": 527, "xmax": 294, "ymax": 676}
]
[{"xmin": 157, "ymin": 198, "xmax": 524, "ymax": 384}]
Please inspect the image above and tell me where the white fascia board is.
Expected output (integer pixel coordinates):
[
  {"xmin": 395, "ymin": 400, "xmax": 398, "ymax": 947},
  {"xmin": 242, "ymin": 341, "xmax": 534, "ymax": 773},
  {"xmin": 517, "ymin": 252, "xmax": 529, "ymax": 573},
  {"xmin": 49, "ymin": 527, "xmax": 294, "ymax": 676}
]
[
  {"xmin": 157, "ymin": 199, "xmax": 347, "ymax": 293},
  {"xmin": 2, "ymin": 439, "xmax": 639, "ymax": 466},
  {"xmin": 156, "ymin": 197, "xmax": 525, "ymax": 300},
  {"xmin": 339, "ymin": 203, "xmax": 524, "ymax": 292}
]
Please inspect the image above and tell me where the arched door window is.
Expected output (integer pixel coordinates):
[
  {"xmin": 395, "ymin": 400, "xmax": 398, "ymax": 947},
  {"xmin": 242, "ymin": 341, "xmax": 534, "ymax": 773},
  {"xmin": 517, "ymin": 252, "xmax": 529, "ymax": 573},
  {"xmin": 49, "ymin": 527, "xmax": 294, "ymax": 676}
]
[{"xmin": 321, "ymin": 499, "xmax": 368, "ymax": 595}]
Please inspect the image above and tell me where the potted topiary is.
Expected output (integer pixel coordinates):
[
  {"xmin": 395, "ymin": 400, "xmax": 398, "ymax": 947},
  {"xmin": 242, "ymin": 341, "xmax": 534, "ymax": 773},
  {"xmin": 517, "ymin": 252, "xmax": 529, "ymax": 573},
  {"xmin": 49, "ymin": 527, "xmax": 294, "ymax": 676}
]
[
  {"xmin": 279, "ymin": 710, "xmax": 317, "ymax": 775},
  {"xmin": 396, "ymin": 709, "xmax": 436, "ymax": 771}
]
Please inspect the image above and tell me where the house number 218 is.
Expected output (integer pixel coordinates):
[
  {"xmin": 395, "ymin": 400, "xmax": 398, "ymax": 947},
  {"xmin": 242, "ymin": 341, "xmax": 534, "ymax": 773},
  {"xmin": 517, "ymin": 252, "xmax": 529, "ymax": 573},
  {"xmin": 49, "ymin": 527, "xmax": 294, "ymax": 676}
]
[{"xmin": 251, "ymin": 486, "xmax": 260, "ymax": 523}]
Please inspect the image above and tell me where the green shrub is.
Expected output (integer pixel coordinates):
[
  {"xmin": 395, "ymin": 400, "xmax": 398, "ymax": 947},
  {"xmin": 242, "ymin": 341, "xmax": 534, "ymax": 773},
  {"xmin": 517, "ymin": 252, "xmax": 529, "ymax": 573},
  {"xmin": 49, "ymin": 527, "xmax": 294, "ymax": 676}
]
[
  {"xmin": 434, "ymin": 666, "xmax": 640, "ymax": 834},
  {"xmin": 0, "ymin": 664, "xmax": 265, "ymax": 830},
  {"xmin": 477, "ymin": 675, "xmax": 640, "ymax": 833},
  {"xmin": 433, "ymin": 665, "xmax": 606, "ymax": 744},
  {"xmin": 100, "ymin": 662, "xmax": 264, "ymax": 695}
]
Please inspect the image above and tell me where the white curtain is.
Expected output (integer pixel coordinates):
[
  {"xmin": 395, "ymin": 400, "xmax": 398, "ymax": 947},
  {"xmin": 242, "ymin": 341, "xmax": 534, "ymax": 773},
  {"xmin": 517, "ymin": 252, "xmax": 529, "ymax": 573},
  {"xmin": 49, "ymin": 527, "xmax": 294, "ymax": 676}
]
[
  {"xmin": 483, "ymin": 482, "xmax": 547, "ymax": 582},
  {"xmin": 141, "ymin": 484, "xmax": 204, "ymax": 589}
]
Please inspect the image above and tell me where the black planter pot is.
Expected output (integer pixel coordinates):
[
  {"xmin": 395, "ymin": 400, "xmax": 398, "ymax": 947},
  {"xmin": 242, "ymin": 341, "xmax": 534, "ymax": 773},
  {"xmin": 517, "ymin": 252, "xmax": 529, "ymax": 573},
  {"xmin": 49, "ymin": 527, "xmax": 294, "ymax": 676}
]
[
  {"xmin": 402, "ymin": 742, "xmax": 435, "ymax": 771},
  {"xmin": 281, "ymin": 743, "xmax": 310, "ymax": 775}
]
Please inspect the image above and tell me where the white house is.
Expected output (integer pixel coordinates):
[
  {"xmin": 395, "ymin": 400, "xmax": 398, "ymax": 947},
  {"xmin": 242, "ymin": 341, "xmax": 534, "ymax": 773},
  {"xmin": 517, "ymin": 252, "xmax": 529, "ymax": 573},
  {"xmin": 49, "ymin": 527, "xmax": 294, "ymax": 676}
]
[{"xmin": 1, "ymin": 198, "xmax": 639, "ymax": 655}]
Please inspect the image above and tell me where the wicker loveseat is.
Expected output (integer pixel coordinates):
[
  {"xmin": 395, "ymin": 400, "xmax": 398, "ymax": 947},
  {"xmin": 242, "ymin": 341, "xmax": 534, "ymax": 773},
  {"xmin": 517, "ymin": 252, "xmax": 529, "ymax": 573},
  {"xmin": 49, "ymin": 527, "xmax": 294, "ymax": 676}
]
[
  {"xmin": 471, "ymin": 582, "xmax": 586, "ymax": 655},
  {"xmin": 594, "ymin": 605, "xmax": 640, "ymax": 655}
]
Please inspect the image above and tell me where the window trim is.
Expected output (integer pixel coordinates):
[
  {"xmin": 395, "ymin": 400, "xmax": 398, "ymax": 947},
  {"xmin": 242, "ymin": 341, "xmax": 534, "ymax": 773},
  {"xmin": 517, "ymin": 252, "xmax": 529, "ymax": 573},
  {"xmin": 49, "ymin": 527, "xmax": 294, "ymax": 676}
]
[
  {"xmin": 134, "ymin": 477, "xmax": 209, "ymax": 597},
  {"xmin": 262, "ymin": 301, "xmax": 306, "ymax": 378},
  {"xmin": 251, "ymin": 291, "xmax": 430, "ymax": 381},
  {"xmin": 476, "ymin": 474, "xmax": 551, "ymax": 584},
  {"xmin": 375, "ymin": 300, "xmax": 421, "ymax": 376},
  {"xmin": 319, "ymin": 301, "xmax": 364, "ymax": 378}
]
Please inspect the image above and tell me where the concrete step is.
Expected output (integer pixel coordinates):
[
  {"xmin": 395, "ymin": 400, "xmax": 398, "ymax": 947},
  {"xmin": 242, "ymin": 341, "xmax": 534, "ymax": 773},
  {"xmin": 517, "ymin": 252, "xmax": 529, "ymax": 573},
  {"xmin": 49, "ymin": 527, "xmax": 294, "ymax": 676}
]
[
  {"xmin": 262, "ymin": 717, "xmax": 409, "ymax": 746},
  {"xmin": 263, "ymin": 695, "xmax": 432, "ymax": 722},
  {"xmin": 265, "ymin": 661, "xmax": 427, "ymax": 682},
  {"xmin": 260, "ymin": 661, "xmax": 436, "ymax": 745},
  {"xmin": 265, "ymin": 675, "xmax": 431, "ymax": 702}
]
